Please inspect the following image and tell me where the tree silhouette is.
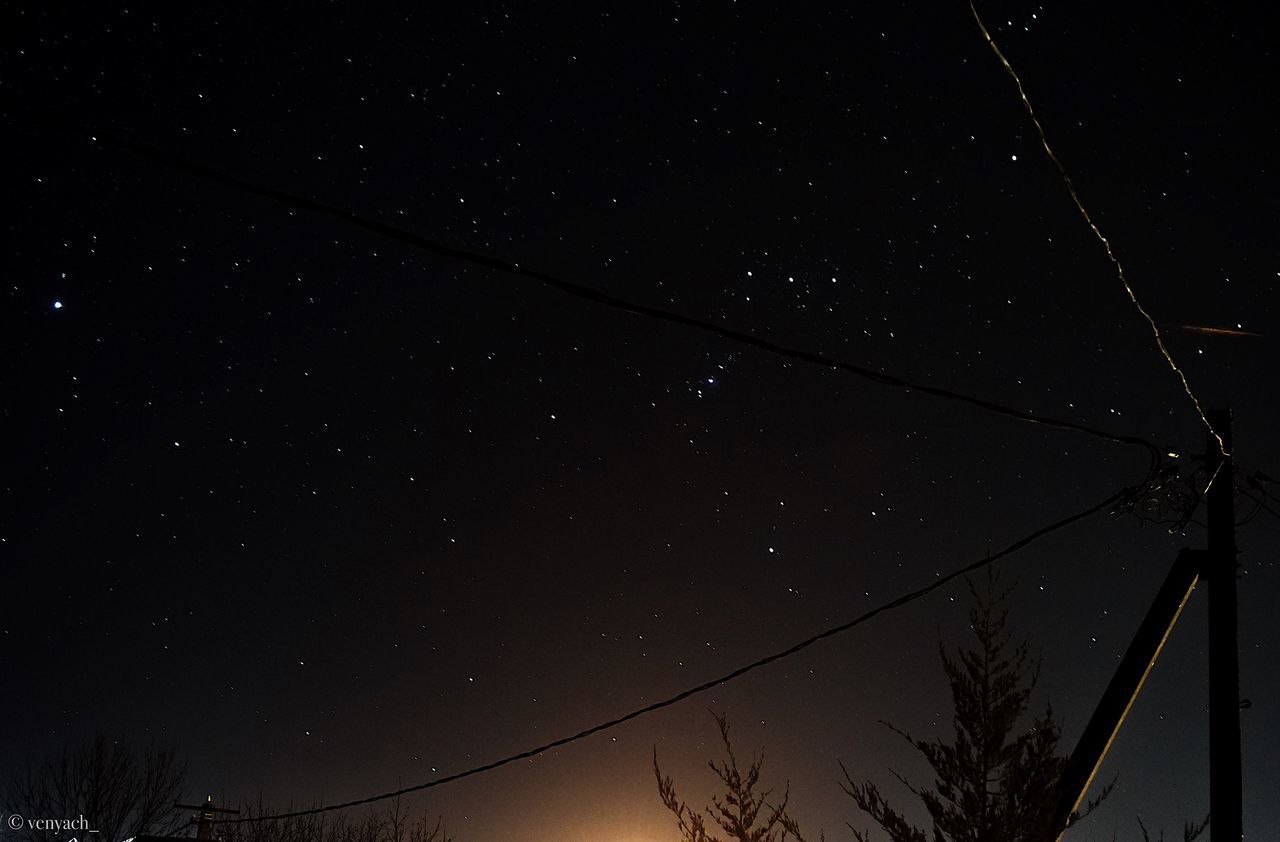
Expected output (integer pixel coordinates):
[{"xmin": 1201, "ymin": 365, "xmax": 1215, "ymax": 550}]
[
  {"xmin": 654, "ymin": 712, "xmax": 818, "ymax": 842},
  {"xmin": 216, "ymin": 796, "xmax": 453, "ymax": 842},
  {"xmin": 5, "ymin": 735, "xmax": 188, "ymax": 842},
  {"xmin": 839, "ymin": 569, "xmax": 1101, "ymax": 842},
  {"xmin": 1135, "ymin": 814, "xmax": 1209, "ymax": 842}
]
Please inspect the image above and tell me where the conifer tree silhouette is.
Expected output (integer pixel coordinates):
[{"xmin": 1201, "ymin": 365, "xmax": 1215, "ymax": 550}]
[{"xmin": 840, "ymin": 569, "xmax": 1102, "ymax": 842}]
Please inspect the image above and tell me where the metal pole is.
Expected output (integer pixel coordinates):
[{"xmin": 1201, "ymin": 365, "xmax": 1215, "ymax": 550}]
[
  {"xmin": 1207, "ymin": 408, "xmax": 1242, "ymax": 841},
  {"xmin": 1045, "ymin": 549, "xmax": 1202, "ymax": 840}
]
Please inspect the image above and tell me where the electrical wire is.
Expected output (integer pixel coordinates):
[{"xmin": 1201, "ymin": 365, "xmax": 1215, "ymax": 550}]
[
  {"xmin": 2, "ymin": 106, "xmax": 1175, "ymax": 825},
  {"xmin": 3, "ymin": 108, "xmax": 1167, "ymax": 467},
  {"xmin": 1240, "ymin": 471, "xmax": 1280, "ymax": 523},
  {"xmin": 4, "ymin": 106, "xmax": 1177, "ymax": 817},
  {"xmin": 1236, "ymin": 489, "xmax": 1266, "ymax": 527},
  {"xmin": 967, "ymin": 1, "xmax": 1226, "ymax": 458},
  {"xmin": 210, "ymin": 482, "xmax": 1134, "ymax": 823},
  {"xmin": 1239, "ymin": 486, "xmax": 1280, "ymax": 524}
]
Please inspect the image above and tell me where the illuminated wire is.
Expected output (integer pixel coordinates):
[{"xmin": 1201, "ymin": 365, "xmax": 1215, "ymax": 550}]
[
  {"xmin": 208, "ymin": 483, "xmax": 1133, "ymax": 823},
  {"xmin": 1173, "ymin": 459, "xmax": 1222, "ymax": 532},
  {"xmin": 1175, "ymin": 324, "xmax": 1262, "ymax": 339},
  {"xmin": 1202, "ymin": 459, "xmax": 1225, "ymax": 498},
  {"xmin": 967, "ymin": 2, "xmax": 1226, "ymax": 457}
]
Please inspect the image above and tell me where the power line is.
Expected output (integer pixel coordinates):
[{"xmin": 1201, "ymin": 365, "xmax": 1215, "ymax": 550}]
[
  {"xmin": 1239, "ymin": 486, "xmax": 1280, "ymax": 524},
  {"xmin": 1238, "ymin": 471, "xmax": 1280, "ymax": 524},
  {"xmin": 213, "ymin": 482, "xmax": 1134, "ymax": 824},
  {"xmin": 8, "ymin": 109, "xmax": 1171, "ymax": 812},
  {"xmin": 1236, "ymin": 489, "xmax": 1268, "ymax": 527},
  {"xmin": 7, "ymin": 108, "xmax": 1170, "ymax": 824},
  {"xmin": 967, "ymin": 1, "xmax": 1226, "ymax": 458},
  {"xmin": 6, "ymin": 110, "xmax": 1166, "ymax": 465}
]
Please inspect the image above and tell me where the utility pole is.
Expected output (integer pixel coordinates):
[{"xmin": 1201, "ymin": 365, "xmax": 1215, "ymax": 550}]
[
  {"xmin": 1044, "ymin": 408, "xmax": 1244, "ymax": 841},
  {"xmin": 1207, "ymin": 408, "xmax": 1242, "ymax": 841},
  {"xmin": 175, "ymin": 797, "xmax": 239, "ymax": 840}
]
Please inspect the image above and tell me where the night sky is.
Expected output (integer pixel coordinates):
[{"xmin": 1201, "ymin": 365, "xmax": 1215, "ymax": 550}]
[{"xmin": 4, "ymin": 3, "xmax": 1278, "ymax": 840}]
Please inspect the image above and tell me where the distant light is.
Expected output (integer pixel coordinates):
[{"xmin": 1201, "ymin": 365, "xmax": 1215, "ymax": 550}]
[{"xmin": 52, "ymin": 299, "xmax": 64, "ymax": 310}]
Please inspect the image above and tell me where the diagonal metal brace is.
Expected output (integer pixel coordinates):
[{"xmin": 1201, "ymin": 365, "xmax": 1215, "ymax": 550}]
[{"xmin": 1045, "ymin": 548, "xmax": 1205, "ymax": 841}]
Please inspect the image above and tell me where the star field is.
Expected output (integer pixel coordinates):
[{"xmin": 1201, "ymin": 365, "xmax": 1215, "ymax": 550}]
[{"xmin": 3, "ymin": 3, "xmax": 1279, "ymax": 841}]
